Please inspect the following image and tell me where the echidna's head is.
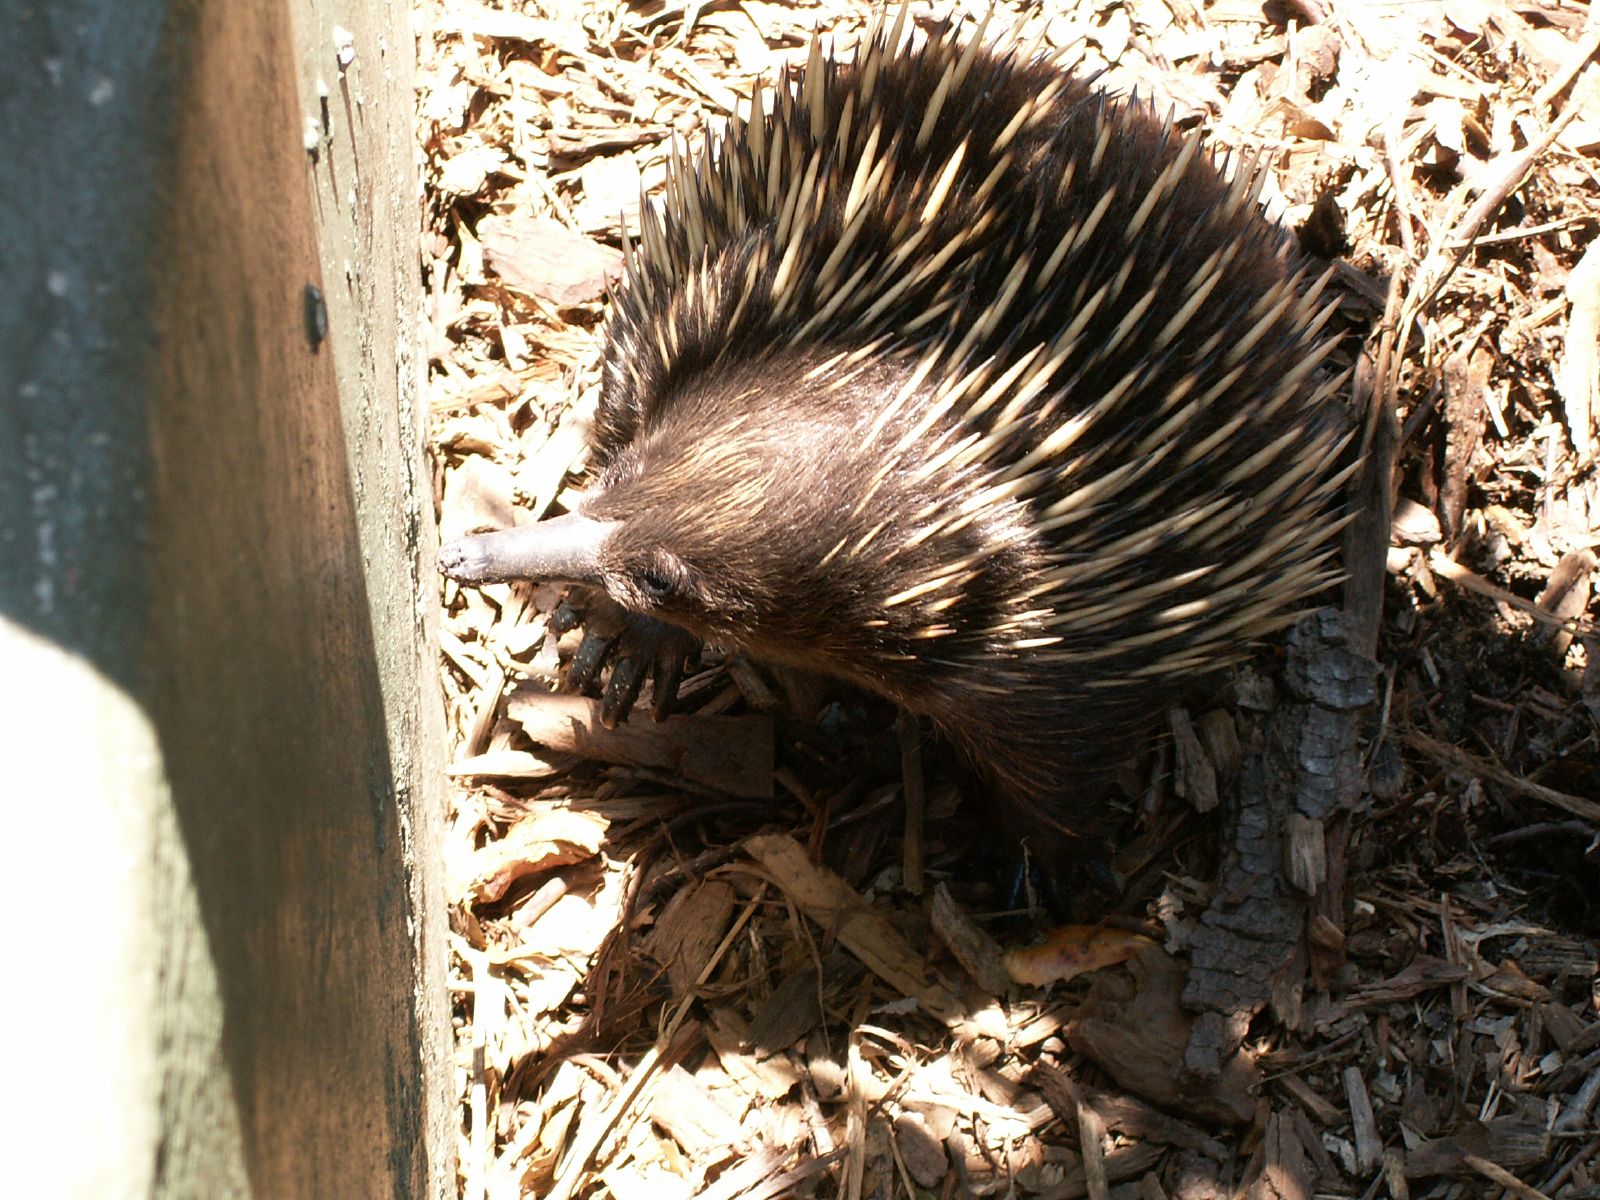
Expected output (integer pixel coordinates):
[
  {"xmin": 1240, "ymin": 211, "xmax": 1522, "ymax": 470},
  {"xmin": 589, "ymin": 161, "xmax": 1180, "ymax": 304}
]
[{"xmin": 440, "ymin": 357, "xmax": 1037, "ymax": 693}]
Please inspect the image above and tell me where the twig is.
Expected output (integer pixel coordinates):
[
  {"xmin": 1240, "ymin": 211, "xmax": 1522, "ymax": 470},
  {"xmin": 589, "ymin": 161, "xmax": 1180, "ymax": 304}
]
[
  {"xmin": 1532, "ymin": 9, "xmax": 1600, "ymax": 112},
  {"xmin": 1462, "ymin": 1152, "xmax": 1554, "ymax": 1200},
  {"xmin": 1343, "ymin": 274, "xmax": 1403, "ymax": 658},
  {"xmin": 1424, "ymin": 549, "xmax": 1597, "ymax": 637},
  {"xmin": 1398, "ymin": 101, "xmax": 1587, "ymax": 349},
  {"xmin": 1350, "ymin": 76, "xmax": 1595, "ymax": 650},
  {"xmin": 544, "ymin": 888, "xmax": 762, "ymax": 1200},
  {"xmin": 1402, "ymin": 728, "xmax": 1600, "ymax": 823}
]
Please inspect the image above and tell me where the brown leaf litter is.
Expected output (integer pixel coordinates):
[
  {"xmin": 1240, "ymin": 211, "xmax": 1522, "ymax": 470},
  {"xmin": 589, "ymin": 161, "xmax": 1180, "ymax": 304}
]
[{"xmin": 421, "ymin": 1, "xmax": 1600, "ymax": 1197}]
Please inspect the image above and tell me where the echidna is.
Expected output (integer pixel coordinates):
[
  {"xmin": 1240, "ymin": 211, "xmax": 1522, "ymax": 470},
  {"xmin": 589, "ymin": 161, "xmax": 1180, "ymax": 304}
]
[{"xmin": 441, "ymin": 9, "xmax": 1355, "ymax": 860}]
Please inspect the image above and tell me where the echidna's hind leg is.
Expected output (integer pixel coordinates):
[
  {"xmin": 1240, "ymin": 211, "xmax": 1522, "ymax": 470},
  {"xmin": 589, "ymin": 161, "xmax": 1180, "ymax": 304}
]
[
  {"xmin": 554, "ymin": 589, "xmax": 700, "ymax": 727},
  {"xmin": 998, "ymin": 841, "xmax": 1119, "ymax": 923}
]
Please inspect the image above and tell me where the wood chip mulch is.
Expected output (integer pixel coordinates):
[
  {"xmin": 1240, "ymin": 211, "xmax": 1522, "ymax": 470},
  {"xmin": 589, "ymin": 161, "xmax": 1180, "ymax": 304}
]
[{"xmin": 419, "ymin": 1, "xmax": 1600, "ymax": 1197}]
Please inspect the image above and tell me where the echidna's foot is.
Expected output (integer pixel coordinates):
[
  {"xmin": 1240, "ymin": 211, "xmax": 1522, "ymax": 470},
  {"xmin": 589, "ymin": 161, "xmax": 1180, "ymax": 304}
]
[
  {"xmin": 554, "ymin": 590, "xmax": 700, "ymax": 727},
  {"xmin": 1000, "ymin": 835, "xmax": 1117, "ymax": 922}
]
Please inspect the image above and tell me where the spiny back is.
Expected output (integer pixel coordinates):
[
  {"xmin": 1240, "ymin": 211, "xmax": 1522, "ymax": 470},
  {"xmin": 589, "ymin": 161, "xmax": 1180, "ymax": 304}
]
[
  {"xmin": 595, "ymin": 9, "xmax": 1349, "ymax": 693},
  {"xmin": 503, "ymin": 10, "xmax": 1361, "ymax": 849}
]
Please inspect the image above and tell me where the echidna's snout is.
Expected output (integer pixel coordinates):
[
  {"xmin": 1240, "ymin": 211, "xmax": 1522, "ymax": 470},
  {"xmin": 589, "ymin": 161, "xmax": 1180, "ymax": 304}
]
[{"xmin": 438, "ymin": 513, "xmax": 616, "ymax": 586}]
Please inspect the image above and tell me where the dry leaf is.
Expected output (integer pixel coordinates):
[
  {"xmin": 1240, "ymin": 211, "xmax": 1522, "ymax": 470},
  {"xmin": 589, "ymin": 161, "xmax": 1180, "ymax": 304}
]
[
  {"xmin": 464, "ymin": 807, "xmax": 609, "ymax": 903},
  {"xmin": 1005, "ymin": 925, "xmax": 1157, "ymax": 987},
  {"xmin": 479, "ymin": 215, "xmax": 624, "ymax": 305}
]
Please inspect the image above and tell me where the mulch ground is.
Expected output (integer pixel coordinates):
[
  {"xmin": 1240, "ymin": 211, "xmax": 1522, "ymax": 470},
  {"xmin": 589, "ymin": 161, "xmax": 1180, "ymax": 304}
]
[{"xmin": 418, "ymin": 1, "xmax": 1600, "ymax": 1196}]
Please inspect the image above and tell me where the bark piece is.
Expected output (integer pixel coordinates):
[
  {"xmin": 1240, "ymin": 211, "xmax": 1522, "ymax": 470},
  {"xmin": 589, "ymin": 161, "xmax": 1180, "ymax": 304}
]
[
  {"xmin": 743, "ymin": 954, "xmax": 862, "ymax": 1056},
  {"xmin": 505, "ymin": 687, "xmax": 774, "ymax": 799},
  {"xmin": 479, "ymin": 214, "xmax": 623, "ymax": 305},
  {"xmin": 644, "ymin": 880, "xmax": 738, "ymax": 996},
  {"xmin": 892, "ymin": 1113, "xmax": 948, "ymax": 1189},
  {"xmin": 1246, "ymin": 1110, "xmax": 1314, "ymax": 1200},
  {"xmin": 743, "ymin": 833, "xmax": 961, "ymax": 1021},
  {"xmin": 930, "ymin": 882, "xmax": 1009, "ymax": 994},
  {"xmin": 1184, "ymin": 611, "xmax": 1378, "ymax": 1030},
  {"xmin": 1067, "ymin": 947, "xmax": 1259, "ymax": 1126},
  {"xmin": 1342, "ymin": 1066, "xmax": 1382, "ymax": 1175},
  {"xmin": 1438, "ymin": 343, "xmax": 1491, "ymax": 539}
]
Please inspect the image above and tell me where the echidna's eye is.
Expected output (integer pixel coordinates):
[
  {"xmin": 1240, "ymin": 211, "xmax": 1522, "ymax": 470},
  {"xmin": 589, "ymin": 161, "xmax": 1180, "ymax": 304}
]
[
  {"xmin": 618, "ymin": 548, "xmax": 691, "ymax": 610},
  {"xmin": 635, "ymin": 567, "xmax": 674, "ymax": 601}
]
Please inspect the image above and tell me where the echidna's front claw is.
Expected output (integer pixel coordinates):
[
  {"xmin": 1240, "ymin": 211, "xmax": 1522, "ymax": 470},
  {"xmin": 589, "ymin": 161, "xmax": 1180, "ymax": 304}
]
[
  {"xmin": 647, "ymin": 645, "xmax": 688, "ymax": 723},
  {"xmin": 565, "ymin": 617, "xmax": 612, "ymax": 692},
  {"xmin": 556, "ymin": 589, "xmax": 700, "ymax": 727}
]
